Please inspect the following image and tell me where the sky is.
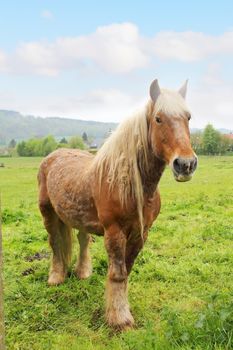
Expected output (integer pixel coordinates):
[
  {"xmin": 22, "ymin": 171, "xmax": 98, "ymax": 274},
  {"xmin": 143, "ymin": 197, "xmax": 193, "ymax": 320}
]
[{"xmin": 0, "ymin": 0, "xmax": 233, "ymax": 129}]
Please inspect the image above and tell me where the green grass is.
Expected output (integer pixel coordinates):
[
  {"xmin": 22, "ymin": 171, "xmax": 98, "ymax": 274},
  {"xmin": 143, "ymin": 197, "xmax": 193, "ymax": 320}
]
[{"xmin": 1, "ymin": 156, "xmax": 233, "ymax": 350}]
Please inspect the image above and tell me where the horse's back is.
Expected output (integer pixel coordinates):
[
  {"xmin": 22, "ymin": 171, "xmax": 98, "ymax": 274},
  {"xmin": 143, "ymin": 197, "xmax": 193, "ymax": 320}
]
[{"xmin": 38, "ymin": 148, "xmax": 94, "ymax": 177}]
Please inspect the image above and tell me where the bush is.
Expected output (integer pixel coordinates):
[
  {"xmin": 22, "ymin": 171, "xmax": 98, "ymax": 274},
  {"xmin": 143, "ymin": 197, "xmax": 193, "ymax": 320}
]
[
  {"xmin": 68, "ymin": 136, "xmax": 85, "ymax": 150},
  {"xmin": 191, "ymin": 125, "xmax": 233, "ymax": 155}
]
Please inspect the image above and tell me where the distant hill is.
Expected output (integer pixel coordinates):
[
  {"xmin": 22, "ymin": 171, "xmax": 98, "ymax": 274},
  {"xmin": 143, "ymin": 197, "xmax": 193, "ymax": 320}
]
[
  {"xmin": 190, "ymin": 127, "xmax": 233, "ymax": 135},
  {"xmin": 218, "ymin": 128, "xmax": 233, "ymax": 134},
  {"xmin": 0, "ymin": 109, "xmax": 232, "ymax": 146},
  {"xmin": 0, "ymin": 110, "xmax": 117, "ymax": 145}
]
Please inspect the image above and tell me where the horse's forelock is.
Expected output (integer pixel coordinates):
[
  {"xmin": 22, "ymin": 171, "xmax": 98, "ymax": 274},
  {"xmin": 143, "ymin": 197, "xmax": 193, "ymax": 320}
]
[{"xmin": 153, "ymin": 89, "xmax": 190, "ymax": 117}]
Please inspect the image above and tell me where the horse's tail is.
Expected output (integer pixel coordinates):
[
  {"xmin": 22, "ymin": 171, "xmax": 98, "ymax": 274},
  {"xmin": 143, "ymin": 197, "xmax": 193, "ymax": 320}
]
[{"xmin": 58, "ymin": 222, "xmax": 73, "ymax": 269}]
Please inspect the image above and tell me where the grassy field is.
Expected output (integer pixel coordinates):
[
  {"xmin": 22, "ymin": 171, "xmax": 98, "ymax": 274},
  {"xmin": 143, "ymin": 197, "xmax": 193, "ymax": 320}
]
[{"xmin": 1, "ymin": 156, "xmax": 233, "ymax": 350}]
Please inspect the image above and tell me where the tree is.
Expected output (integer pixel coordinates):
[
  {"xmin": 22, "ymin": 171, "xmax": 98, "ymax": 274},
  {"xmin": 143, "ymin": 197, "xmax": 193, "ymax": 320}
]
[
  {"xmin": 41, "ymin": 135, "xmax": 57, "ymax": 156},
  {"xmin": 82, "ymin": 132, "xmax": 88, "ymax": 143},
  {"xmin": 59, "ymin": 137, "xmax": 68, "ymax": 144},
  {"xmin": 26, "ymin": 138, "xmax": 42, "ymax": 156},
  {"xmin": 202, "ymin": 124, "xmax": 221, "ymax": 155},
  {"xmin": 8, "ymin": 139, "xmax": 16, "ymax": 148},
  {"xmin": 219, "ymin": 135, "xmax": 231, "ymax": 154},
  {"xmin": 68, "ymin": 136, "xmax": 85, "ymax": 150},
  {"xmin": 17, "ymin": 141, "xmax": 27, "ymax": 156},
  {"xmin": 228, "ymin": 138, "xmax": 233, "ymax": 152}
]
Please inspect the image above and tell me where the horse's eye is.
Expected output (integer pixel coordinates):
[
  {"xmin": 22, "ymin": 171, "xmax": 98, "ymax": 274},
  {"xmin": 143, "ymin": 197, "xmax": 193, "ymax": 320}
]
[
  {"xmin": 155, "ymin": 116, "xmax": 162, "ymax": 124},
  {"xmin": 187, "ymin": 114, "xmax": 191, "ymax": 121}
]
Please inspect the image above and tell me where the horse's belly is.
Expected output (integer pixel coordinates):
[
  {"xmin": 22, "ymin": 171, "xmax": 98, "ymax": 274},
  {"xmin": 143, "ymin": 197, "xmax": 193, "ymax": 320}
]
[{"xmin": 52, "ymin": 192, "xmax": 104, "ymax": 234}]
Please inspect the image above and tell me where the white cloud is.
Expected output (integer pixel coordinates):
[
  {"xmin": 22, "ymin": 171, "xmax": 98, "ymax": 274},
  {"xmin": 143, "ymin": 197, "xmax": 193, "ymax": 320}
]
[
  {"xmin": 1, "ymin": 24, "xmax": 233, "ymax": 75},
  {"xmin": 15, "ymin": 41, "xmax": 61, "ymax": 76},
  {"xmin": 189, "ymin": 85, "xmax": 233, "ymax": 129},
  {"xmin": 10, "ymin": 23, "xmax": 148, "ymax": 75},
  {"xmin": 151, "ymin": 31, "xmax": 233, "ymax": 62},
  {"xmin": 41, "ymin": 10, "xmax": 53, "ymax": 20},
  {"xmin": 201, "ymin": 63, "xmax": 223, "ymax": 85},
  {"xmin": 181, "ymin": 64, "xmax": 232, "ymax": 129},
  {"xmin": 0, "ymin": 23, "xmax": 232, "ymax": 128}
]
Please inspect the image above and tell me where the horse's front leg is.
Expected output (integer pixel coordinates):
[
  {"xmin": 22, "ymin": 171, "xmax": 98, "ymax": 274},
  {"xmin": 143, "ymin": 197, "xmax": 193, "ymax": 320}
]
[
  {"xmin": 104, "ymin": 224, "xmax": 134, "ymax": 330},
  {"xmin": 125, "ymin": 231, "xmax": 146, "ymax": 275}
]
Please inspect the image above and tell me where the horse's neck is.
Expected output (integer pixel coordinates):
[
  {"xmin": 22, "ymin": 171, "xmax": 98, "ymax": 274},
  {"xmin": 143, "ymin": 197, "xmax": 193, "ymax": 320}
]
[{"xmin": 141, "ymin": 150, "xmax": 166, "ymax": 197}]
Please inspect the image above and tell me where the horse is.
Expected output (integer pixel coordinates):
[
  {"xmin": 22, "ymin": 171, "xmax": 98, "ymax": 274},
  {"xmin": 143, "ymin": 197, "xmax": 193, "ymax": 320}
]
[{"xmin": 38, "ymin": 79, "xmax": 197, "ymax": 330}]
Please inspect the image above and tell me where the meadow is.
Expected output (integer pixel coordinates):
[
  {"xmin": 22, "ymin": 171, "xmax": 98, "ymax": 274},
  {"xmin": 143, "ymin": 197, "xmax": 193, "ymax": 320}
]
[{"xmin": 0, "ymin": 156, "xmax": 233, "ymax": 350}]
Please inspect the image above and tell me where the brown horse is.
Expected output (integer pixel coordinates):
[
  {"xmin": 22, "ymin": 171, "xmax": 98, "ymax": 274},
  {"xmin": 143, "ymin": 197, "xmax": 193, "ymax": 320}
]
[{"xmin": 38, "ymin": 79, "xmax": 197, "ymax": 330}]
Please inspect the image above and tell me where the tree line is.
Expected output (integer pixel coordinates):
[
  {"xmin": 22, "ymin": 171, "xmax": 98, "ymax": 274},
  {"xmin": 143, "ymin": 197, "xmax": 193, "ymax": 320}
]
[
  {"xmin": 5, "ymin": 125, "xmax": 233, "ymax": 157},
  {"xmin": 191, "ymin": 124, "xmax": 233, "ymax": 155},
  {"xmin": 16, "ymin": 135, "xmax": 85, "ymax": 156}
]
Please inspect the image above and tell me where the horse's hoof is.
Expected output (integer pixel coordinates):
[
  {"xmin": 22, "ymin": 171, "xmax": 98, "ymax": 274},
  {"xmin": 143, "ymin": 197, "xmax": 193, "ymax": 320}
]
[
  {"xmin": 115, "ymin": 319, "xmax": 134, "ymax": 331},
  {"xmin": 75, "ymin": 266, "xmax": 92, "ymax": 280},
  {"xmin": 48, "ymin": 271, "xmax": 65, "ymax": 285},
  {"xmin": 109, "ymin": 318, "xmax": 134, "ymax": 331},
  {"xmin": 106, "ymin": 309, "xmax": 135, "ymax": 331}
]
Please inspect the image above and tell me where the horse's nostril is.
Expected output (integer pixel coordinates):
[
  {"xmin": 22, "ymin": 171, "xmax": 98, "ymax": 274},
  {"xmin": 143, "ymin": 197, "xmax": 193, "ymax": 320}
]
[
  {"xmin": 173, "ymin": 158, "xmax": 181, "ymax": 173},
  {"xmin": 190, "ymin": 157, "xmax": 197, "ymax": 172},
  {"xmin": 192, "ymin": 157, "xmax": 198, "ymax": 171}
]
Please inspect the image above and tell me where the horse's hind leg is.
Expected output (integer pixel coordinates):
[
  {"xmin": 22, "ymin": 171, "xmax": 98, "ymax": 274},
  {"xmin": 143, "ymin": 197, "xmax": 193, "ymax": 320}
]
[
  {"xmin": 75, "ymin": 231, "xmax": 92, "ymax": 279},
  {"xmin": 39, "ymin": 175, "xmax": 72, "ymax": 285},
  {"xmin": 47, "ymin": 216, "xmax": 72, "ymax": 285}
]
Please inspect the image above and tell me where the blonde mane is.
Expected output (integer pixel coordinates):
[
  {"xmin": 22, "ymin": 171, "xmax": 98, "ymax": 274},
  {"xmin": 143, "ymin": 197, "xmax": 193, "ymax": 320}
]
[
  {"xmin": 92, "ymin": 106, "xmax": 150, "ymax": 233},
  {"xmin": 92, "ymin": 89, "xmax": 189, "ymax": 234}
]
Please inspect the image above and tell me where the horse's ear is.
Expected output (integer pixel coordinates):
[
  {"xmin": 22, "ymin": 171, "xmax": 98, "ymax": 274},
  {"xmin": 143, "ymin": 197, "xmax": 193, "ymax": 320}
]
[
  {"xmin": 150, "ymin": 79, "xmax": 161, "ymax": 103},
  {"xmin": 178, "ymin": 79, "xmax": 188, "ymax": 99}
]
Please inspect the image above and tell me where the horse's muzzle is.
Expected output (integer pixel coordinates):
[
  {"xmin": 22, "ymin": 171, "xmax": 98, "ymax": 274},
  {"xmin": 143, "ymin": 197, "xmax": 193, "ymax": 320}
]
[{"xmin": 172, "ymin": 156, "xmax": 197, "ymax": 182}]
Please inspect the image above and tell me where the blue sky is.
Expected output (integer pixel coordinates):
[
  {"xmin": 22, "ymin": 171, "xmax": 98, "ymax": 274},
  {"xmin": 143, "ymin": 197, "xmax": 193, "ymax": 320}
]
[{"xmin": 0, "ymin": 0, "xmax": 233, "ymax": 128}]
